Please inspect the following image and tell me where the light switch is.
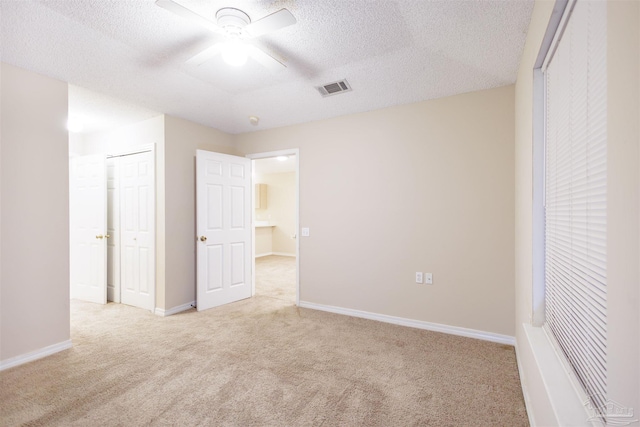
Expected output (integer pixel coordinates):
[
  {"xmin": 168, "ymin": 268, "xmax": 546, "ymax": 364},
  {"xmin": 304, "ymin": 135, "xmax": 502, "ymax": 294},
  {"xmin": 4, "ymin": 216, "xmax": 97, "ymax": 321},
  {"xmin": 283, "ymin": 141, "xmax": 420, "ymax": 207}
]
[
  {"xmin": 425, "ymin": 273, "xmax": 433, "ymax": 284},
  {"xmin": 301, "ymin": 227, "xmax": 310, "ymax": 237}
]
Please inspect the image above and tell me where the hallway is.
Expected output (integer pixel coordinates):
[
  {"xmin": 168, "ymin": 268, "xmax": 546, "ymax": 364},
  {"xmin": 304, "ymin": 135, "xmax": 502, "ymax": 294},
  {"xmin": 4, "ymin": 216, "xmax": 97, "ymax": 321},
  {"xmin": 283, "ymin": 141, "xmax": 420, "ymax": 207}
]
[{"xmin": 255, "ymin": 255, "xmax": 296, "ymax": 303}]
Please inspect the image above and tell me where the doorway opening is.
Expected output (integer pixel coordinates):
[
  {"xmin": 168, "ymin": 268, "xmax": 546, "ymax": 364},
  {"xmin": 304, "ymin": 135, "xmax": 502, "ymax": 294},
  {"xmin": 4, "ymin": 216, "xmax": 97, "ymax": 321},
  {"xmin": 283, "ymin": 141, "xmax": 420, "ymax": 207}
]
[
  {"xmin": 68, "ymin": 85, "xmax": 161, "ymax": 314},
  {"xmin": 248, "ymin": 150, "xmax": 300, "ymax": 306},
  {"xmin": 69, "ymin": 146, "xmax": 156, "ymax": 312}
]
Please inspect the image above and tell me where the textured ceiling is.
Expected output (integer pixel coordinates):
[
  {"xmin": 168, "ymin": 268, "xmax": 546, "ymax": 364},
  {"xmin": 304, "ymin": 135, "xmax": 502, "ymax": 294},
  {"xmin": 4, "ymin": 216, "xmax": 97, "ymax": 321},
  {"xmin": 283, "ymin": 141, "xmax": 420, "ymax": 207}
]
[{"xmin": 0, "ymin": 0, "xmax": 534, "ymax": 134}]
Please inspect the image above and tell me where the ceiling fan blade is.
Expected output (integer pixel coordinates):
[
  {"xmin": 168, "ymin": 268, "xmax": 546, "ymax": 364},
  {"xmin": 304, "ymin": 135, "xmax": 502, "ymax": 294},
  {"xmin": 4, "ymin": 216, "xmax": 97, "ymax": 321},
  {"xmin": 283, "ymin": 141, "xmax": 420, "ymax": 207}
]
[
  {"xmin": 186, "ymin": 44, "xmax": 221, "ymax": 66},
  {"xmin": 155, "ymin": 0, "xmax": 223, "ymax": 34},
  {"xmin": 246, "ymin": 45, "xmax": 286, "ymax": 72},
  {"xmin": 245, "ymin": 9, "xmax": 296, "ymax": 37}
]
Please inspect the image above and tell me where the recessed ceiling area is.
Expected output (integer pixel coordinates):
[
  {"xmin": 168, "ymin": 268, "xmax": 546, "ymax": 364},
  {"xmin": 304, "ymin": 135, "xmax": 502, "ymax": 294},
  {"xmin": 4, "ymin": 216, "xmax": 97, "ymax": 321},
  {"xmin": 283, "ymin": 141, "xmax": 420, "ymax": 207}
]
[
  {"xmin": 0, "ymin": 0, "xmax": 534, "ymax": 135},
  {"xmin": 254, "ymin": 156, "xmax": 296, "ymax": 175}
]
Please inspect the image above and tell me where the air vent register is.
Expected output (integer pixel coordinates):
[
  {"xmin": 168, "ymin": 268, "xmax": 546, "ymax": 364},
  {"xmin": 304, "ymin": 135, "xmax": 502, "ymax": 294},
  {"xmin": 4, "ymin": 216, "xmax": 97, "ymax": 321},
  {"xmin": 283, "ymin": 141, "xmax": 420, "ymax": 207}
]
[{"xmin": 316, "ymin": 79, "xmax": 352, "ymax": 97}]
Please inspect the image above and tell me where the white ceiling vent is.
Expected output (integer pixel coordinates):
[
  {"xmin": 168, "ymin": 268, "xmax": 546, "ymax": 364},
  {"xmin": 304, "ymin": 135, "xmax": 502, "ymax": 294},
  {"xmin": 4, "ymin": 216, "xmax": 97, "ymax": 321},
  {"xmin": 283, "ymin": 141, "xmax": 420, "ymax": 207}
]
[{"xmin": 316, "ymin": 79, "xmax": 352, "ymax": 97}]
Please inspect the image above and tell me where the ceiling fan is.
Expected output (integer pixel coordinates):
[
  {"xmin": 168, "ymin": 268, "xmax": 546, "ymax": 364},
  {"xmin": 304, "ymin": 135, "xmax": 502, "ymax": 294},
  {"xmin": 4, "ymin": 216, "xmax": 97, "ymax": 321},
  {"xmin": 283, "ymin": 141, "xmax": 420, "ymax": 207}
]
[{"xmin": 156, "ymin": 0, "xmax": 296, "ymax": 71}]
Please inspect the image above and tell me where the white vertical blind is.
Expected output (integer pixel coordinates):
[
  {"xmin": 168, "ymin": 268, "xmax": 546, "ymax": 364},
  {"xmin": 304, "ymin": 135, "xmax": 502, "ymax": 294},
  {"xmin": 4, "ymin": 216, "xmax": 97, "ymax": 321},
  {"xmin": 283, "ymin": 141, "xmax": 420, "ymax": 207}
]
[{"xmin": 544, "ymin": 0, "xmax": 607, "ymax": 417}]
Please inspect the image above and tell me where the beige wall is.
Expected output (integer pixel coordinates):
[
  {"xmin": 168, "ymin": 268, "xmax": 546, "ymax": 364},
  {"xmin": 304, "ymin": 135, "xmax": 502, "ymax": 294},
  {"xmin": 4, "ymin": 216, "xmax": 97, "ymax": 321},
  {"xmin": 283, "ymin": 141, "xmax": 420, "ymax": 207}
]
[
  {"xmin": 77, "ymin": 115, "xmax": 164, "ymax": 154},
  {"xmin": 236, "ymin": 85, "xmax": 516, "ymax": 336},
  {"xmin": 255, "ymin": 172, "xmax": 296, "ymax": 256},
  {"xmin": 606, "ymin": 0, "xmax": 639, "ymax": 415},
  {"xmin": 163, "ymin": 115, "xmax": 239, "ymax": 310},
  {"xmin": 68, "ymin": 132, "xmax": 86, "ymax": 156},
  {"xmin": 255, "ymin": 227, "xmax": 274, "ymax": 257},
  {"xmin": 0, "ymin": 63, "xmax": 70, "ymax": 361},
  {"xmin": 514, "ymin": 0, "xmax": 640, "ymax": 424}
]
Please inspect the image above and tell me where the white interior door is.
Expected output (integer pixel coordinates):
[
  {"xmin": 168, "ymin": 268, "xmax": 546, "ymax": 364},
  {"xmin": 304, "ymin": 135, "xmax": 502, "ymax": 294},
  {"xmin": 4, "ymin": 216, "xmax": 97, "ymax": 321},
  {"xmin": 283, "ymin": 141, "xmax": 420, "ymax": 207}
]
[
  {"xmin": 120, "ymin": 151, "xmax": 155, "ymax": 311},
  {"xmin": 70, "ymin": 154, "xmax": 107, "ymax": 304},
  {"xmin": 196, "ymin": 150, "xmax": 252, "ymax": 311},
  {"xmin": 106, "ymin": 157, "xmax": 120, "ymax": 303}
]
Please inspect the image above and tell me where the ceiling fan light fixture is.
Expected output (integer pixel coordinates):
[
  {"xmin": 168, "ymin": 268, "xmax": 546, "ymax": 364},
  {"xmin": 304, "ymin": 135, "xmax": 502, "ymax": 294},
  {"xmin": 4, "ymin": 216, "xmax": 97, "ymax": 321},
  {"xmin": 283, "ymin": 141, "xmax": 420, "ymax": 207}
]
[
  {"xmin": 220, "ymin": 40, "xmax": 248, "ymax": 66},
  {"xmin": 157, "ymin": 1, "xmax": 296, "ymax": 71},
  {"xmin": 216, "ymin": 7, "xmax": 251, "ymax": 35}
]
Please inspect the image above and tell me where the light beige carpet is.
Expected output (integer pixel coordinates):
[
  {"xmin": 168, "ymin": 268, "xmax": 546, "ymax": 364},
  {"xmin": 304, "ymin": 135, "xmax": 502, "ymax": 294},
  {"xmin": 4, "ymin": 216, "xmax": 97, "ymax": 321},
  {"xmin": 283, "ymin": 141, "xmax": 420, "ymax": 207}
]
[
  {"xmin": 1, "ymin": 256, "xmax": 528, "ymax": 426},
  {"xmin": 255, "ymin": 255, "xmax": 296, "ymax": 302}
]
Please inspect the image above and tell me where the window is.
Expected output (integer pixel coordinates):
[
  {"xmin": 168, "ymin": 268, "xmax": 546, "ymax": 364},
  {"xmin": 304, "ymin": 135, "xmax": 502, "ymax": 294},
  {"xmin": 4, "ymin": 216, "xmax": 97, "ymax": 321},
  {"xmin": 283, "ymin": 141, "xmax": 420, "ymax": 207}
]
[{"xmin": 543, "ymin": 0, "xmax": 607, "ymax": 419}]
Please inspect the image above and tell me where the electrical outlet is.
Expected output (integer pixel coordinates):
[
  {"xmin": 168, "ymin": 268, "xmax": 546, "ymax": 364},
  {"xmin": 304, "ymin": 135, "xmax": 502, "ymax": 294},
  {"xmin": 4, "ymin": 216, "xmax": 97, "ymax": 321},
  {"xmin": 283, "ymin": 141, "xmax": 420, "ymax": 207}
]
[
  {"xmin": 425, "ymin": 273, "xmax": 433, "ymax": 284},
  {"xmin": 415, "ymin": 272, "xmax": 423, "ymax": 284},
  {"xmin": 301, "ymin": 227, "xmax": 310, "ymax": 237}
]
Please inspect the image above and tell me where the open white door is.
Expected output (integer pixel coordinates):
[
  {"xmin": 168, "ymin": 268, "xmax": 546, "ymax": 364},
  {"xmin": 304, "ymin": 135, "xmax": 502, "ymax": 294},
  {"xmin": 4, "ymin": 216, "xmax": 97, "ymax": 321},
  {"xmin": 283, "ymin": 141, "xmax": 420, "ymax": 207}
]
[
  {"xmin": 70, "ymin": 154, "xmax": 107, "ymax": 304},
  {"xmin": 196, "ymin": 150, "xmax": 252, "ymax": 311}
]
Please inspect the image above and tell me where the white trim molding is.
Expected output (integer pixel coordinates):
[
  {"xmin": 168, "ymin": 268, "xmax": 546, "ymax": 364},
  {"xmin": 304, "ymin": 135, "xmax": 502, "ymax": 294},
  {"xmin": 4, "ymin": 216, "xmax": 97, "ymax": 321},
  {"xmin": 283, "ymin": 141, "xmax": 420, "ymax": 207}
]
[
  {"xmin": 272, "ymin": 252, "xmax": 295, "ymax": 257},
  {"xmin": 255, "ymin": 252, "xmax": 272, "ymax": 258},
  {"xmin": 299, "ymin": 301, "xmax": 515, "ymax": 346},
  {"xmin": 154, "ymin": 301, "xmax": 196, "ymax": 317},
  {"xmin": 0, "ymin": 340, "xmax": 73, "ymax": 371},
  {"xmin": 256, "ymin": 252, "xmax": 296, "ymax": 258}
]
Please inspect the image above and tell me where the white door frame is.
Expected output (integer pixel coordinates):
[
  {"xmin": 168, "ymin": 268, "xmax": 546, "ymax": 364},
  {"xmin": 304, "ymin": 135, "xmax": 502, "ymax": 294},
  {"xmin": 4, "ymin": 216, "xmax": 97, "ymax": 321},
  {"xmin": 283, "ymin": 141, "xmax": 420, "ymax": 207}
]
[
  {"xmin": 246, "ymin": 149, "xmax": 300, "ymax": 306},
  {"xmin": 107, "ymin": 143, "xmax": 156, "ymax": 313},
  {"xmin": 106, "ymin": 156, "xmax": 120, "ymax": 303}
]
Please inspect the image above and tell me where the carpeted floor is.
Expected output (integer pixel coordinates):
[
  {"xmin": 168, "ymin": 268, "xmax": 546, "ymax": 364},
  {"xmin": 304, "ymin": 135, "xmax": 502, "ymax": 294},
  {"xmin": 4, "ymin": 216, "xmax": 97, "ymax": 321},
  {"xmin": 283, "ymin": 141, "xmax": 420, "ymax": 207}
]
[
  {"xmin": 255, "ymin": 255, "xmax": 296, "ymax": 302},
  {"xmin": 1, "ymin": 256, "xmax": 528, "ymax": 426}
]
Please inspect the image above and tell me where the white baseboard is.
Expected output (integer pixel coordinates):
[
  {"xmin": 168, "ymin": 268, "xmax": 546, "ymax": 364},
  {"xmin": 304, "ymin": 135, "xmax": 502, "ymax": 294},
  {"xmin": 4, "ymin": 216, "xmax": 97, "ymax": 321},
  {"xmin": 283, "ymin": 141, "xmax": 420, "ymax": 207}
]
[
  {"xmin": 155, "ymin": 301, "xmax": 196, "ymax": 317},
  {"xmin": 256, "ymin": 252, "xmax": 296, "ymax": 258},
  {"xmin": 298, "ymin": 301, "xmax": 515, "ymax": 346},
  {"xmin": 0, "ymin": 340, "xmax": 73, "ymax": 371},
  {"xmin": 272, "ymin": 252, "xmax": 295, "ymax": 257}
]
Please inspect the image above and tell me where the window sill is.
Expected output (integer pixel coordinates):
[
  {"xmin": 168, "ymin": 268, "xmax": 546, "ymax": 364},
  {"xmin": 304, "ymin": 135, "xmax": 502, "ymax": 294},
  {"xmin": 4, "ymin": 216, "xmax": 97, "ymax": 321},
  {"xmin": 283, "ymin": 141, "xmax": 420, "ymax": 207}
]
[{"xmin": 521, "ymin": 323, "xmax": 602, "ymax": 426}]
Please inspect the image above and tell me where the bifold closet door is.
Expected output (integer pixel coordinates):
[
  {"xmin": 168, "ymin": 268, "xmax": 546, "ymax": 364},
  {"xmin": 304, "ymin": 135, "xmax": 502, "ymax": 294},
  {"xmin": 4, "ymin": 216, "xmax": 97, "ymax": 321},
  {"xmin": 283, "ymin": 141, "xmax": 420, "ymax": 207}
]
[{"xmin": 120, "ymin": 151, "xmax": 155, "ymax": 311}]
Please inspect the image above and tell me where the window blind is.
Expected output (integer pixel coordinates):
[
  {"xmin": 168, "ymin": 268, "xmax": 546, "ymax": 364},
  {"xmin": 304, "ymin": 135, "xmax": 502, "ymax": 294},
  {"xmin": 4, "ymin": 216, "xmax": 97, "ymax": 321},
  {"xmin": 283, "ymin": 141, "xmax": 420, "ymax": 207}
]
[{"xmin": 544, "ymin": 0, "xmax": 607, "ymax": 418}]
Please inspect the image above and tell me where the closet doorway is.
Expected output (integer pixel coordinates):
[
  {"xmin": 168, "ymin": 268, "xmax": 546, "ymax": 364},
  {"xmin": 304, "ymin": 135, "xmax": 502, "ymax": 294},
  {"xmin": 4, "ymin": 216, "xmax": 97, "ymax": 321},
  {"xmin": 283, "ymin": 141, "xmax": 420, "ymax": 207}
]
[{"xmin": 70, "ymin": 146, "xmax": 156, "ymax": 312}]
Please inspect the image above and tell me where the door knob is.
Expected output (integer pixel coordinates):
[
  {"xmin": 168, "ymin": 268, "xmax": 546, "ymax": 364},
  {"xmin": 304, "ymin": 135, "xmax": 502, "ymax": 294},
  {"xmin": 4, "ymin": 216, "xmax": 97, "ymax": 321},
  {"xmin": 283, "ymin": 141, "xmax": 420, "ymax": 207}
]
[
  {"xmin": 96, "ymin": 235, "xmax": 104, "ymax": 239},
  {"xmin": 200, "ymin": 236, "xmax": 207, "ymax": 242},
  {"xmin": 105, "ymin": 234, "xmax": 111, "ymax": 238}
]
